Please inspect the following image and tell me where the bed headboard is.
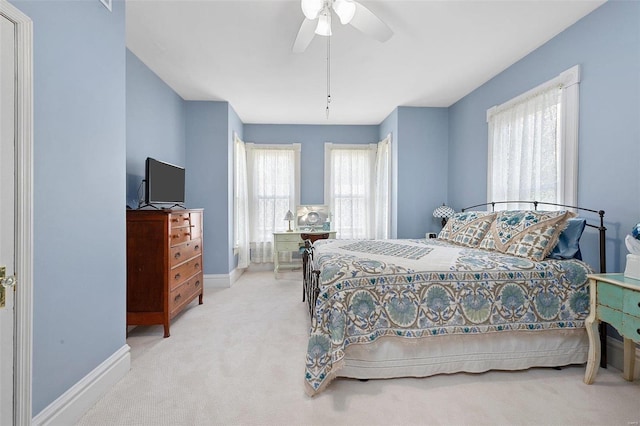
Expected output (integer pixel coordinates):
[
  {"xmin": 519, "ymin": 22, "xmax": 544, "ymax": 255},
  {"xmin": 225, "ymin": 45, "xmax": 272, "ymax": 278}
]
[{"xmin": 461, "ymin": 200, "xmax": 607, "ymax": 273}]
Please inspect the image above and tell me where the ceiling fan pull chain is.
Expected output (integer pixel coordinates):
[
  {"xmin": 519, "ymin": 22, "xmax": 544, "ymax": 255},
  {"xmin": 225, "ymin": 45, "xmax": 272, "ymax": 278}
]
[{"xmin": 326, "ymin": 32, "xmax": 331, "ymax": 119}]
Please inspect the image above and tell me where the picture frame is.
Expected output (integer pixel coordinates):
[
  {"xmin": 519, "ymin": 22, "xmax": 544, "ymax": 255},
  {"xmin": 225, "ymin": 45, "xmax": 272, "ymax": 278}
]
[
  {"xmin": 100, "ymin": 0, "xmax": 112, "ymax": 12},
  {"xmin": 296, "ymin": 205, "xmax": 330, "ymax": 231}
]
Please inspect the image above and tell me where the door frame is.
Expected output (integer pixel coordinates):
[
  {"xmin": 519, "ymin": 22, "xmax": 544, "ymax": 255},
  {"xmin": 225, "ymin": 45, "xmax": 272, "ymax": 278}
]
[{"xmin": 0, "ymin": 1, "xmax": 32, "ymax": 424}]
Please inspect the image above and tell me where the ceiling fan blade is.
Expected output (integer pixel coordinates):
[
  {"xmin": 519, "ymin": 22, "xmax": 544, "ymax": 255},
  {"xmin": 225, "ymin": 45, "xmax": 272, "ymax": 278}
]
[
  {"xmin": 292, "ymin": 18, "xmax": 317, "ymax": 53},
  {"xmin": 350, "ymin": 2, "xmax": 393, "ymax": 43}
]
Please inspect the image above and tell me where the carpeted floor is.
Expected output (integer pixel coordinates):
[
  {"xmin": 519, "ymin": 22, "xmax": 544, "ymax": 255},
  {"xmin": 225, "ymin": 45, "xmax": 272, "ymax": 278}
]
[{"xmin": 77, "ymin": 270, "xmax": 640, "ymax": 425}]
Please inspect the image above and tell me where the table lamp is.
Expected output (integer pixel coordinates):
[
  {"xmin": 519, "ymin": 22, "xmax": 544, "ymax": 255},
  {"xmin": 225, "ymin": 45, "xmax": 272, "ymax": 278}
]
[
  {"xmin": 283, "ymin": 210, "xmax": 294, "ymax": 232},
  {"xmin": 433, "ymin": 204, "xmax": 455, "ymax": 227}
]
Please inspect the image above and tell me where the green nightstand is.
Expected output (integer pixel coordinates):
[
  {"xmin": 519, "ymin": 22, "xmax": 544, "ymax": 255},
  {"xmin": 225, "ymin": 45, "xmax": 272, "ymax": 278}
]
[{"xmin": 584, "ymin": 273, "xmax": 640, "ymax": 384}]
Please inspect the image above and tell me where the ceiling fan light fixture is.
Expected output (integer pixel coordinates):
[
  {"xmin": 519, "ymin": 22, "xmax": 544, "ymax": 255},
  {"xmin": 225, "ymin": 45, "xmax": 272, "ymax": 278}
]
[
  {"xmin": 301, "ymin": 0, "xmax": 324, "ymax": 20},
  {"xmin": 332, "ymin": 0, "xmax": 356, "ymax": 25},
  {"xmin": 314, "ymin": 12, "xmax": 332, "ymax": 36}
]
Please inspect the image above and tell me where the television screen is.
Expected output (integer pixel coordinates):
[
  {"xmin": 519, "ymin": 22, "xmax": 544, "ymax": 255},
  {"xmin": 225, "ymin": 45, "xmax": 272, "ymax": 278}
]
[{"xmin": 145, "ymin": 157, "xmax": 185, "ymax": 205}]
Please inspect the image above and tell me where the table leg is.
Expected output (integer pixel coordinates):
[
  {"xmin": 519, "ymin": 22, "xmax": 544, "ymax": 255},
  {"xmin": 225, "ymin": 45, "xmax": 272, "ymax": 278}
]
[
  {"xmin": 623, "ymin": 338, "xmax": 636, "ymax": 381},
  {"xmin": 584, "ymin": 315, "xmax": 600, "ymax": 384}
]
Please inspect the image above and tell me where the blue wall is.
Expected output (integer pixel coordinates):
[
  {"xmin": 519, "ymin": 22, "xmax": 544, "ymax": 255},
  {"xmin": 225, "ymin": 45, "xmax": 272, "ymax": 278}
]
[
  {"xmin": 396, "ymin": 107, "xmax": 449, "ymax": 238},
  {"xmin": 12, "ymin": 0, "xmax": 127, "ymax": 415},
  {"xmin": 448, "ymin": 0, "xmax": 640, "ymax": 272},
  {"xmin": 243, "ymin": 124, "xmax": 379, "ymax": 205},
  {"xmin": 185, "ymin": 101, "xmax": 231, "ymax": 275},
  {"xmin": 126, "ymin": 49, "xmax": 186, "ymax": 208}
]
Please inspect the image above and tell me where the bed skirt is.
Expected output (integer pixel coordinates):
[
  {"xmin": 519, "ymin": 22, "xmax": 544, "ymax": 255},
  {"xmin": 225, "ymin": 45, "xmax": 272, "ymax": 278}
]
[{"xmin": 337, "ymin": 329, "xmax": 588, "ymax": 379}]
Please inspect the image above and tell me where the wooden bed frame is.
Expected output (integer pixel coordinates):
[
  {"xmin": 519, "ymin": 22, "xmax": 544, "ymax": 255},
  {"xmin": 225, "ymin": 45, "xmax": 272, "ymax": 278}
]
[{"xmin": 302, "ymin": 201, "xmax": 608, "ymax": 365}]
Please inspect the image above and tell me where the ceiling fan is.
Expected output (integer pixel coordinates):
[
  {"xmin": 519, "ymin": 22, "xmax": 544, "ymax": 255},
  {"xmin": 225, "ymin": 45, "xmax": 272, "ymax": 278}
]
[{"xmin": 292, "ymin": 0, "xmax": 393, "ymax": 53}]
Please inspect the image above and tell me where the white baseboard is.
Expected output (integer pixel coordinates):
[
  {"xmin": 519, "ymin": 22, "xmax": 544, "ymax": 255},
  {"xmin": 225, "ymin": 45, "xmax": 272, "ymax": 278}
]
[
  {"xmin": 32, "ymin": 344, "xmax": 130, "ymax": 426},
  {"xmin": 606, "ymin": 336, "xmax": 640, "ymax": 376},
  {"xmin": 204, "ymin": 268, "xmax": 245, "ymax": 289}
]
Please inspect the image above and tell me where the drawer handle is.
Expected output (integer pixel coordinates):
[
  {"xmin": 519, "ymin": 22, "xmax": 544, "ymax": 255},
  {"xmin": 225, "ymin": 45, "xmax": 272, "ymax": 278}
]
[
  {"xmin": 174, "ymin": 273, "xmax": 181, "ymax": 281},
  {"xmin": 194, "ymin": 263, "xmax": 200, "ymax": 269},
  {"xmin": 637, "ymin": 328, "xmax": 640, "ymax": 335},
  {"xmin": 194, "ymin": 245, "xmax": 200, "ymax": 251},
  {"xmin": 637, "ymin": 302, "xmax": 640, "ymax": 308},
  {"xmin": 174, "ymin": 293, "xmax": 182, "ymax": 302},
  {"xmin": 183, "ymin": 232, "xmax": 191, "ymax": 237},
  {"xmin": 174, "ymin": 252, "xmax": 181, "ymax": 260},
  {"xmin": 195, "ymin": 280, "xmax": 201, "ymax": 287}
]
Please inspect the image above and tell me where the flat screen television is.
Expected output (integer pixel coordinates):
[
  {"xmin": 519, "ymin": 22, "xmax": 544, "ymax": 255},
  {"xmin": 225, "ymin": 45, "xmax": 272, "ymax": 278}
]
[{"xmin": 145, "ymin": 157, "xmax": 185, "ymax": 206}]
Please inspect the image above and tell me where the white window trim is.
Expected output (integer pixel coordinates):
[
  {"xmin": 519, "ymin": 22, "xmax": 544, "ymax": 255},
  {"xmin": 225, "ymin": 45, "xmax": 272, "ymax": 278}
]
[{"xmin": 486, "ymin": 64, "xmax": 580, "ymax": 206}]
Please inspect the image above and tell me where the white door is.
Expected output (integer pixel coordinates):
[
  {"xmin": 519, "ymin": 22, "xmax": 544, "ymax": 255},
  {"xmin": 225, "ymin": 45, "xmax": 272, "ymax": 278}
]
[{"xmin": 0, "ymin": 12, "xmax": 17, "ymax": 426}]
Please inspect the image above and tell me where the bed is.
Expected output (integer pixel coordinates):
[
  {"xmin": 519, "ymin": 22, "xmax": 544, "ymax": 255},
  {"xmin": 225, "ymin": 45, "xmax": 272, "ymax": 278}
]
[{"xmin": 302, "ymin": 202, "xmax": 606, "ymax": 396}]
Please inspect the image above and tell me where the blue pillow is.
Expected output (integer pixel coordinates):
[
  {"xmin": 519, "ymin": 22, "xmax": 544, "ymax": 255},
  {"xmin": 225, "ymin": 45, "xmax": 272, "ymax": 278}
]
[{"xmin": 548, "ymin": 218, "xmax": 586, "ymax": 260}]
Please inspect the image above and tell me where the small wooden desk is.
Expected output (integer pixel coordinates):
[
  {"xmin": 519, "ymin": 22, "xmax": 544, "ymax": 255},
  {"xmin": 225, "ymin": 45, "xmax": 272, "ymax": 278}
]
[
  {"xmin": 584, "ymin": 273, "xmax": 640, "ymax": 384},
  {"xmin": 273, "ymin": 231, "xmax": 336, "ymax": 276}
]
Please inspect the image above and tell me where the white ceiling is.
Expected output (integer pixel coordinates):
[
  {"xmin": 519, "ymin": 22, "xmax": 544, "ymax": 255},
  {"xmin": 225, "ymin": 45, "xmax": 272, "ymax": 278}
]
[{"xmin": 126, "ymin": 0, "xmax": 605, "ymax": 125}]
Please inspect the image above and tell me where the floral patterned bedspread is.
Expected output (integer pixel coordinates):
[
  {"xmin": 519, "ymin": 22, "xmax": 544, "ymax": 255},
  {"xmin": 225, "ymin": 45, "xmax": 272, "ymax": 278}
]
[{"xmin": 305, "ymin": 238, "xmax": 592, "ymax": 395}]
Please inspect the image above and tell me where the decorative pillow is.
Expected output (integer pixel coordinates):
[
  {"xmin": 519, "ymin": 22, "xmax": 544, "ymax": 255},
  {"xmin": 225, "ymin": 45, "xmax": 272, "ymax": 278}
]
[
  {"xmin": 438, "ymin": 211, "xmax": 497, "ymax": 248},
  {"xmin": 548, "ymin": 218, "xmax": 587, "ymax": 260},
  {"xmin": 479, "ymin": 210, "xmax": 575, "ymax": 261}
]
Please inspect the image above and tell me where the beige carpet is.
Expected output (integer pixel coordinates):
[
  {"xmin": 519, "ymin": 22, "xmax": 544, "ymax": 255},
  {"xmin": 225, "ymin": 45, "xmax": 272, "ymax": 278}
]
[{"xmin": 77, "ymin": 270, "xmax": 640, "ymax": 426}]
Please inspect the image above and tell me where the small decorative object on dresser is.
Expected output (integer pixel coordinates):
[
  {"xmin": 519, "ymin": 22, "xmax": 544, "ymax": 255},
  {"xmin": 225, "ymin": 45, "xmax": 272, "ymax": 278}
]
[
  {"xmin": 584, "ymin": 273, "xmax": 640, "ymax": 384},
  {"xmin": 126, "ymin": 209, "xmax": 204, "ymax": 337}
]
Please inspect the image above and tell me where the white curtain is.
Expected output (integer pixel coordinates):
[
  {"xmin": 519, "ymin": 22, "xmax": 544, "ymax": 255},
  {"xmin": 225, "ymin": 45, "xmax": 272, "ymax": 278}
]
[
  {"xmin": 326, "ymin": 143, "xmax": 376, "ymax": 239},
  {"xmin": 246, "ymin": 144, "xmax": 298, "ymax": 263},
  {"xmin": 233, "ymin": 134, "xmax": 250, "ymax": 269},
  {"xmin": 487, "ymin": 86, "xmax": 561, "ymax": 211},
  {"xmin": 373, "ymin": 135, "xmax": 391, "ymax": 239}
]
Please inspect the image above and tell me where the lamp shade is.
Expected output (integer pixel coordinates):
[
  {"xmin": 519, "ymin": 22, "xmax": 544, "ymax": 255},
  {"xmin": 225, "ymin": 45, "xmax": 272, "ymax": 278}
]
[
  {"xmin": 283, "ymin": 210, "xmax": 294, "ymax": 221},
  {"xmin": 315, "ymin": 11, "xmax": 332, "ymax": 36},
  {"xmin": 433, "ymin": 204, "xmax": 455, "ymax": 219}
]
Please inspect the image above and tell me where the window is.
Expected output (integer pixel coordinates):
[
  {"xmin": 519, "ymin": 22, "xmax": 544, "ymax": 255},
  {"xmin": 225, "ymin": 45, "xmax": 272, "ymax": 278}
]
[
  {"xmin": 487, "ymin": 65, "xmax": 580, "ymax": 210},
  {"xmin": 246, "ymin": 143, "xmax": 300, "ymax": 263},
  {"xmin": 325, "ymin": 135, "xmax": 391, "ymax": 239}
]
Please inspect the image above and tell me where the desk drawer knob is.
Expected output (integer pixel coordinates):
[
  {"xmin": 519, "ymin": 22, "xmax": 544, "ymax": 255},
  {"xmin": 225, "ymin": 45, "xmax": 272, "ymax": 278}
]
[
  {"xmin": 637, "ymin": 301, "xmax": 640, "ymax": 308},
  {"xmin": 637, "ymin": 328, "xmax": 640, "ymax": 335},
  {"xmin": 174, "ymin": 273, "xmax": 181, "ymax": 281}
]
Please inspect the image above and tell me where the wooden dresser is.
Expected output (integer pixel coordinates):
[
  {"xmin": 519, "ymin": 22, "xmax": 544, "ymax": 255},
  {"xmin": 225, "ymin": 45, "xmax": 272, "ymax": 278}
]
[{"xmin": 126, "ymin": 209, "xmax": 204, "ymax": 337}]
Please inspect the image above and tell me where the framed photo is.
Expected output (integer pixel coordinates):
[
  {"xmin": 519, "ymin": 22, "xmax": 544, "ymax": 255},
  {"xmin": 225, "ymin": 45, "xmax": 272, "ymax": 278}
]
[
  {"xmin": 100, "ymin": 0, "xmax": 112, "ymax": 12},
  {"xmin": 296, "ymin": 205, "xmax": 329, "ymax": 231}
]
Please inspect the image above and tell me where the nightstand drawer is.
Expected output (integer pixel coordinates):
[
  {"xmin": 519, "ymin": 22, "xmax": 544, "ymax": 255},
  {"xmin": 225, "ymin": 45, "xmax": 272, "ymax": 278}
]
[
  {"xmin": 276, "ymin": 241, "xmax": 302, "ymax": 252},
  {"xmin": 276, "ymin": 233, "xmax": 301, "ymax": 243},
  {"xmin": 623, "ymin": 289, "xmax": 640, "ymax": 318},
  {"xmin": 597, "ymin": 282, "xmax": 623, "ymax": 309},
  {"xmin": 597, "ymin": 304, "xmax": 622, "ymax": 328},
  {"xmin": 622, "ymin": 313, "xmax": 640, "ymax": 343}
]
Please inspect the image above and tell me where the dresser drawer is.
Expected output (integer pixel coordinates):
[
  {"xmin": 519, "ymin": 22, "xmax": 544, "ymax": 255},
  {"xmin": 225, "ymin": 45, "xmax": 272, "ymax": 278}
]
[
  {"xmin": 169, "ymin": 273, "xmax": 203, "ymax": 317},
  {"xmin": 170, "ymin": 226, "xmax": 192, "ymax": 246},
  {"xmin": 623, "ymin": 289, "xmax": 640, "ymax": 318},
  {"xmin": 597, "ymin": 282, "xmax": 623, "ymax": 309},
  {"xmin": 170, "ymin": 212, "xmax": 191, "ymax": 228},
  {"xmin": 170, "ymin": 238, "xmax": 202, "ymax": 268},
  {"xmin": 169, "ymin": 255, "xmax": 202, "ymax": 290},
  {"xmin": 277, "ymin": 233, "xmax": 301, "ymax": 243},
  {"xmin": 622, "ymin": 313, "xmax": 640, "ymax": 343}
]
